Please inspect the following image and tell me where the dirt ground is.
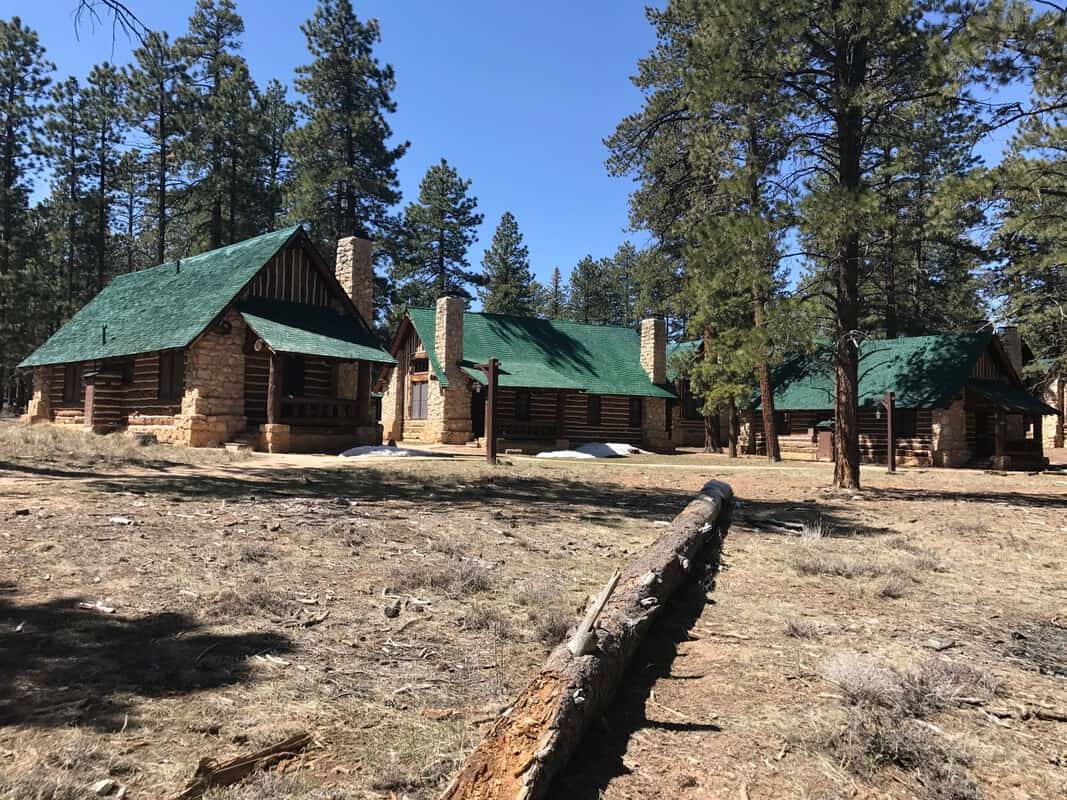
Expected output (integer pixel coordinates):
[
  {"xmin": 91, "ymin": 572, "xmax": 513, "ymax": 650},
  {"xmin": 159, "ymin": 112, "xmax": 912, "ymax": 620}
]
[{"xmin": 1, "ymin": 422, "xmax": 1065, "ymax": 799}]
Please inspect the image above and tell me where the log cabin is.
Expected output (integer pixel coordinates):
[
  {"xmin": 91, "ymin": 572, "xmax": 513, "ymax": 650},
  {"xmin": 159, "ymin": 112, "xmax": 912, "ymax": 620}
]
[
  {"xmin": 742, "ymin": 328, "xmax": 1056, "ymax": 469},
  {"xmin": 18, "ymin": 226, "xmax": 395, "ymax": 453},
  {"xmin": 376, "ymin": 298, "xmax": 678, "ymax": 451}
]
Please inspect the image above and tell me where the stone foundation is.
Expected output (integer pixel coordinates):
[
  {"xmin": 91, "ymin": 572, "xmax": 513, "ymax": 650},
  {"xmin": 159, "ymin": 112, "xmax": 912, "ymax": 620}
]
[
  {"xmin": 641, "ymin": 397, "xmax": 673, "ymax": 452},
  {"xmin": 259, "ymin": 423, "xmax": 291, "ymax": 453}
]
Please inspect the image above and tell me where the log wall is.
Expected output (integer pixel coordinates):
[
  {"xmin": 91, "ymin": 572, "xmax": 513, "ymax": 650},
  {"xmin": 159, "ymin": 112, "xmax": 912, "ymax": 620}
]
[
  {"xmin": 244, "ymin": 349, "xmax": 337, "ymax": 426},
  {"xmin": 47, "ymin": 353, "xmax": 183, "ymax": 426}
]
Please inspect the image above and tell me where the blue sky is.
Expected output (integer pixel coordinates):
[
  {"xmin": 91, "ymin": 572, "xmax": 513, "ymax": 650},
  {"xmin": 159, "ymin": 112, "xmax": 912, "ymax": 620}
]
[{"xmin": 16, "ymin": 0, "xmax": 662, "ymax": 288}]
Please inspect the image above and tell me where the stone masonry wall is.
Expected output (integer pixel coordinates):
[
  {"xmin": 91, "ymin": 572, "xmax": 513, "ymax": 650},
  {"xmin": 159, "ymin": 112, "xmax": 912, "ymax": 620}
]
[
  {"xmin": 177, "ymin": 310, "xmax": 247, "ymax": 446},
  {"xmin": 931, "ymin": 397, "xmax": 969, "ymax": 467},
  {"xmin": 22, "ymin": 366, "xmax": 52, "ymax": 423},
  {"xmin": 432, "ymin": 297, "xmax": 472, "ymax": 444},
  {"xmin": 639, "ymin": 318, "xmax": 671, "ymax": 450},
  {"xmin": 335, "ymin": 236, "xmax": 374, "ymax": 328},
  {"xmin": 380, "ymin": 362, "xmax": 405, "ymax": 442}
]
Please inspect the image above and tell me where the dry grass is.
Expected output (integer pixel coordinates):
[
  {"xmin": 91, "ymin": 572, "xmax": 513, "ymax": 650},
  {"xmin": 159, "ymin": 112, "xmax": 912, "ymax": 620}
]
[
  {"xmin": 460, "ymin": 602, "xmax": 515, "ymax": 639},
  {"xmin": 792, "ymin": 551, "xmax": 890, "ymax": 579},
  {"xmin": 784, "ymin": 616, "xmax": 825, "ymax": 639},
  {"xmin": 0, "ymin": 420, "xmax": 248, "ymax": 469},
  {"xmin": 389, "ymin": 559, "xmax": 494, "ymax": 597}
]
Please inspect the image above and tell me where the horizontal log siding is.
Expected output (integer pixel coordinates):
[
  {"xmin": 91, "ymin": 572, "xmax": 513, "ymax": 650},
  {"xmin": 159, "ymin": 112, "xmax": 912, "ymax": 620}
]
[
  {"xmin": 563, "ymin": 393, "xmax": 643, "ymax": 445},
  {"xmin": 495, "ymin": 388, "xmax": 559, "ymax": 437},
  {"xmin": 48, "ymin": 353, "xmax": 182, "ymax": 423},
  {"xmin": 246, "ymin": 243, "xmax": 338, "ymax": 308},
  {"xmin": 744, "ymin": 409, "xmax": 934, "ymax": 463}
]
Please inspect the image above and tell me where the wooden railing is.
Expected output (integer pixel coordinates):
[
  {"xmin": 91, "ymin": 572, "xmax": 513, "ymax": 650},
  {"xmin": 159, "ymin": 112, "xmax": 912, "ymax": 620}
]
[
  {"xmin": 498, "ymin": 421, "xmax": 558, "ymax": 440},
  {"xmin": 280, "ymin": 397, "xmax": 361, "ymax": 425}
]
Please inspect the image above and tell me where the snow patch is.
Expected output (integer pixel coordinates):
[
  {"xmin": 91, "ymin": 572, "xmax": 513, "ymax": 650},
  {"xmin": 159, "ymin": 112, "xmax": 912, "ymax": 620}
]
[
  {"xmin": 535, "ymin": 442, "xmax": 649, "ymax": 459},
  {"xmin": 340, "ymin": 445, "xmax": 434, "ymax": 458}
]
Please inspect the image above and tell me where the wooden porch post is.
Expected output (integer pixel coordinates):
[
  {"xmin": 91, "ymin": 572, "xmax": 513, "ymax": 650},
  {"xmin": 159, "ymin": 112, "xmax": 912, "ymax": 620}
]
[
  {"xmin": 1034, "ymin": 414, "xmax": 1043, "ymax": 458},
  {"xmin": 556, "ymin": 391, "xmax": 567, "ymax": 442},
  {"xmin": 994, "ymin": 408, "xmax": 1007, "ymax": 461},
  {"xmin": 357, "ymin": 361, "xmax": 372, "ymax": 424},
  {"xmin": 485, "ymin": 358, "xmax": 499, "ymax": 465},
  {"xmin": 268, "ymin": 352, "xmax": 282, "ymax": 425},
  {"xmin": 882, "ymin": 391, "xmax": 896, "ymax": 474}
]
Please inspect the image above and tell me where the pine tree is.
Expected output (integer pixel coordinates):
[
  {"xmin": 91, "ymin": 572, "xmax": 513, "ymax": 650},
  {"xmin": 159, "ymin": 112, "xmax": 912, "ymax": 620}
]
[
  {"xmin": 0, "ymin": 17, "xmax": 52, "ymax": 405},
  {"xmin": 288, "ymin": 0, "xmax": 406, "ymax": 250},
  {"xmin": 82, "ymin": 62, "xmax": 128, "ymax": 294},
  {"xmin": 128, "ymin": 30, "xmax": 189, "ymax": 265},
  {"xmin": 479, "ymin": 211, "xmax": 537, "ymax": 315},
  {"xmin": 0, "ymin": 17, "xmax": 52, "ymax": 276},
  {"xmin": 539, "ymin": 266, "xmax": 568, "ymax": 319},
  {"xmin": 611, "ymin": 242, "xmax": 639, "ymax": 327},
  {"xmin": 43, "ymin": 75, "xmax": 88, "ymax": 309},
  {"xmin": 249, "ymin": 79, "xmax": 294, "ymax": 231},
  {"xmin": 392, "ymin": 159, "xmax": 483, "ymax": 305},
  {"xmin": 567, "ymin": 255, "xmax": 621, "ymax": 325}
]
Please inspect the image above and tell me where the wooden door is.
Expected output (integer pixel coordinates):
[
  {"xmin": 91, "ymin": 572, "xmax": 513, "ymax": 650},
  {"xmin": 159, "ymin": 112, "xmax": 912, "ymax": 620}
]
[{"xmin": 83, "ymin": 382, "xmax": 95, "ymax": 428}]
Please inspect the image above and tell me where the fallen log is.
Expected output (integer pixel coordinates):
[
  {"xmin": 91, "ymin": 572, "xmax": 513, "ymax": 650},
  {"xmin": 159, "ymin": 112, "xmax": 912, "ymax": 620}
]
[
  {"xmin": 170, "ymin": 732, "xmax": 314, "ymax": 799},
  {"xmin": 439, "ymin": 480, "xmax": 733, "ymax": 800}
]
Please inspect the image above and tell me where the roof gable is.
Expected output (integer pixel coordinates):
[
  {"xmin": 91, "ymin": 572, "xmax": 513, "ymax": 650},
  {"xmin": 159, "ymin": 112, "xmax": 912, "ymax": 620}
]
[
  {"xmin": 404, "ymin": 308, "xmax": 674, "ymax": 398},
  {"xmin": 19, "ymin": 226, "xmax": 302, "ymax": 368}
]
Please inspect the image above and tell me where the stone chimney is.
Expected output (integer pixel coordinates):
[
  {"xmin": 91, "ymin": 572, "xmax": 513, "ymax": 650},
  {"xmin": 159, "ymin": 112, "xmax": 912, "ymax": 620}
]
[
  {"xmin": 997, "ymin": 325, "xmax": 1023, "ymax": 379},
  {"xmin": 335, "ymin": 236, "xmax": 374, "ymax": 326},
  {"xmin": 640, "ymin": 318, "xmax": 666, "ymax": 384},
  {"xmin": 435, "ymin": 296, "xmax": 465, "ymax": 384}
]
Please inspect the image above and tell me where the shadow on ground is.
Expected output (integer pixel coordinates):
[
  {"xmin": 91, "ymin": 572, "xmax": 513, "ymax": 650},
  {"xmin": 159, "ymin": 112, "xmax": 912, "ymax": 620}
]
[
  {"xmin": 0, "ymin": 592, "xmax": 291, "ymax": 731},
  {"xmin": 552, "ymin": 530, "xmax": 728, "ymax": 797},
  {"xmin": 75, "ymin": 466, "xmax": 694, "ymax": 528}
]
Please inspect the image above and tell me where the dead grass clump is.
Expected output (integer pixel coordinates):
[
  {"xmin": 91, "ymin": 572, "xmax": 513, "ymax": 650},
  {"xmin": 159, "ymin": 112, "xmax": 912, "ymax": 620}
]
[
  {"xmin": 1007, "ymin": 620, "xmax": 1067, "ymax": 677},
  {"xmin": 0, "ymin": 767, "xmax": 91, "ymax": 800},
  {"xmin": 461, "ymin": 602, "xmax": 514, "ymax": 639},
  {"xmin": 239, "ymin": 543, "xmax": 274, "ymax": 564},
  {"xmin": 889, "ymin": 539, "xmax": 946, "ymax": 573},
  {"xmin": 784, "ymin": 617, "xmax": 824, "ymax": 639},
  {"xmin": 826, "ymin": 709, "xmax": 979, "ymax": 800},
  {"xmin": 877, "ymin": 575, "xmax": 910, "ymax": 599},
  {"xmin": 793, "ymin": 552, "xmax": 887, "ymax": 579},
  {"xmin": 819, "ymin": 653, "xmax": 997, "ymax": 798},
  {"xmin": 390, "ymin": 559, "xmax": 492, "ymax": 596},
  {"xmin": 800, "ymin": 518, "xmax": 835, "ymax": 541},
  {"xmin": 530, "ymin": 606, "xmax": 573, "ymax": 646},
  {"xmin": 202, "ymin": 772, "xmax": 344, "ymax": 799},
  {"xmin": 208, "ymin": 587, "xmax": 292, "ymax": 619},
  {"xmin": 0, "ymin": 421, "xmax": 247, "ymax": 468}
]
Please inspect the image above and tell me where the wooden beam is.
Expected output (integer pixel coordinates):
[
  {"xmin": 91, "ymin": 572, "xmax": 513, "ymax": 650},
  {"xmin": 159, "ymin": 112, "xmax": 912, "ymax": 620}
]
[
  {"xmin": 485, "ymin": 357, "xmax": 499, "ymax": 465},
  {"xmin": 267, "ymin": 352, "xmax": 282, "ymax": 425},
  {"xmin": 994, "ymin": 408, "xmax": 1007, "ymax": 459},
  {"xmin": 884, "ymin": 391, "xmax": 896, "ymax": 474}
]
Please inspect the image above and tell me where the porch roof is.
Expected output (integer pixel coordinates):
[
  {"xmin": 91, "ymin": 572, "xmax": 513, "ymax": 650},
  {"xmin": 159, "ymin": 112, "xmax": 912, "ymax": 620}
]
[
  {"xmin": 968, "ymin": 380, "xmax": 1058, "ymax": 415},
  {"xmin": 239, "ymin": 299, "xmax": 395, "ymax": 364}
]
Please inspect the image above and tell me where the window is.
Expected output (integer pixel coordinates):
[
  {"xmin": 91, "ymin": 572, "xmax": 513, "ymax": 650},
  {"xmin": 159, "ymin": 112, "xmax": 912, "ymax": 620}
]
[
  {"xmin": 409, "ymin": 381, "xmax": 428, "ymax": 420},
  {"xmin": 282, "ymin": 355, "xmax": 306, "ymax": 396},
  {"xmin": 628, "ymin": 396, "xmax": 642, "ymax": 428},
  {"xmin": 158, "ymin": 352, "xmax": 184, "ymax": 401},
  {"xmin": 515, "ymin": 390, "xmax": 532, "ymax": 422},
  {"xmin": 119, "ymin": 359, "xmax": 134, "ymax": 385},
  {"xmin": 894, "ymin": 408, "xmax": 918, "ymax": 438},
  {"xmin": 586, "ymin": 395, "xmax": 601, "ymax": 427},
  {"xmin": 63, "ymin": 364, "xmax": 82, "ymax": 403},
  {"xmin": 775, "ymin": 410, "xmax": 792, "ymax": 435},
  {"xmin": 410, "ymin": 357, "xmax": 429, "ymax": 374}
]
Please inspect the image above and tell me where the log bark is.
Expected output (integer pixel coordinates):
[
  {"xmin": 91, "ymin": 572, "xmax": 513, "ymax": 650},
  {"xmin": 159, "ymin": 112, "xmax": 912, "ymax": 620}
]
[{"xmin": 439, "ymin": 480, "xmax": 733, "ymax": 800}]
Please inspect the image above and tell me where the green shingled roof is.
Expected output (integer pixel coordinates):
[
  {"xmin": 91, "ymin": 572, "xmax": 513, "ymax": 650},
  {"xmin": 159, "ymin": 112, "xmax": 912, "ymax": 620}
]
[
  {"xmin": 239, "ymin": 299, "xmax": 395, "ymax": 364},
  {"xmin": 406, "ymin": 308, "xmax": 675, "ymax": 398},
  {"xmin": 19, "ymin": 227, "xmax": 303, "ymax": 368},
  {"xmin": 968, "ymin": 380, "xmax": 1058, "ymax": 415},
  {"xmin": 666, "ymin": 340, "xmax": 701, "ymax": 382},
  {"xmin": 764, "ymin": 333, "xmax": 996, "ymax": 410}
]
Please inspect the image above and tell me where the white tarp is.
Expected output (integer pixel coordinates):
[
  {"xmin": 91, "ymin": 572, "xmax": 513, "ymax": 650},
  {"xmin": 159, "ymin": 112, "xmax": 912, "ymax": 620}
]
[
  {"xmin": 340, "ymin": 445, "xmax": 434, "ymax": 458},
  {"xmin": 535, "ymin": 442, "xmax": 649, "ymax": 459}
]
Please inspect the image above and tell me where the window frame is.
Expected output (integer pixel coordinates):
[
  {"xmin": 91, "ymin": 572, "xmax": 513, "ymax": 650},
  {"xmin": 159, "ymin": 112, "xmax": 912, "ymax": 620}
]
[
  {"xmin": 514, "ymin": 390, "xmax": 532, "ymax": 422},
  {"xmin": 628, "ymin": 396, "xmax": 642, "ymax": 428},
  {"xmin": 586, "ymin": 394, "xmax": 601, "ymax": 427},
  {"xmin": 158, "ymin": 351, "xmax": 184, "ymax": 402},
  {"xmin": 894, "ymin": 408, "xmax": 918, "ymax": 438},
  {"xmin": 63, "ymin": 364, "xmax": 82, "ymax": 404},
  {"xmin": 775, "ymin": 410, "xmax": 792, "ymax": 436},
  {"xmin": 408, "ymin": 380, "xmax": 428, "ymax": 420}
]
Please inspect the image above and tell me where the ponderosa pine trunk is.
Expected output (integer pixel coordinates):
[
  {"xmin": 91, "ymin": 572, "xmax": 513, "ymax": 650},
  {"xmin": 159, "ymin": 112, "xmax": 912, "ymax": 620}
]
[
  {"xmin": 727, "ymin": 397, "xmax": 739, "ymax": 458},
  {"xmin": 1056, "ymin": 377, "xmax": 1064, "ymax": 449},
  {"xmin": 832, "ymin": 29, "xmax": 866, "ymax": 490}
]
